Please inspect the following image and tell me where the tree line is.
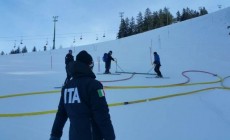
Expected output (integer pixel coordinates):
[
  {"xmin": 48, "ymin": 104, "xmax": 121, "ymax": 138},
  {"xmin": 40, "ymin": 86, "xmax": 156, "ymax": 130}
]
[
  {"xmin": 0, "ymin": 45, "xmax": 48, "ymax": 55},
  {"xmin": 9, "ymin": 46, "xmax": 38, "ymax": 54},
  {"xmin": 117, "ymin": 7, "xmax": 208, "ymax": 38}
]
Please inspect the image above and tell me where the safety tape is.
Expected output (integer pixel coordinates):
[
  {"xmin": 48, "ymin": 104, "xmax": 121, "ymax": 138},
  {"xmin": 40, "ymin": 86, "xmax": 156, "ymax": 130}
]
[
  {"xmin": 0, "ymin": 76, "xmax": 221, "ymax": 100},
  {"xmin": 104, "ymin": 75, "xmax": 222, "ymax": 89},
  {"xmin": 0, "ymin": 86, "xmax": 228, "ymax": 117},
  {"xmin": 0, "ymin": 90, "xmax": 60, "ymax": 99},
  {"xmin": 221, "ymin": 76, "xmax": 230, "ymax": 89},
  {"xmin": 0, "ymin": 73, "xmax": 228, "ymax": 117},
  {"xmin": 180, "ymin": 70, "xmax": 218, "ymax": 84},
  {"xmin": 0, "ymin": 74, "xmax": 222, "ymax": 99},
  {"xmin": 104, "ymin": 72, "xmax": 222, "ymax": 89},
  {"xmin": 0, "ymin": 110, "xmax": 57, "ymax": 117}
]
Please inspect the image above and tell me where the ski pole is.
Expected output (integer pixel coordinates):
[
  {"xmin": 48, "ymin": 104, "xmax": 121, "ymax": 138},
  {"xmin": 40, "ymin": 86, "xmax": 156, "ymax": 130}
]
[
  {"xmin": 147, "ymin": 65, "xmax": 154, "ymax": 73},
  {"xmin": 114, "ymin": 58, "xmax": 118, "ymax": 72}
]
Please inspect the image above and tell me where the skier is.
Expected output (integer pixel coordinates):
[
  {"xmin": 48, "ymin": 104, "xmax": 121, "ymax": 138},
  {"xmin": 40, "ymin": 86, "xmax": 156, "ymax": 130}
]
[
  {"xmin": 64, "ymin": 50, "xmax": 74, "ymax": 84},
  {"xmin": 104, "ymin": 50, "xmax": 115, "ymax": 74},
  {"xmin": 153, "ymin": 52, "xmax": 163, "ymax": 78},
  {"xmin": 49, "ymin": 50, "xmax": 115, "ymax": 140}
]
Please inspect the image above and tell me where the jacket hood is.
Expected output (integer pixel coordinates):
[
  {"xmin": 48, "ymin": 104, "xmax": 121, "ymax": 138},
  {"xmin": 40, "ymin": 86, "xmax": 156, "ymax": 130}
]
[{"xmin": 68, "ymin": 61, "xmax": 96, "ymax": 79}]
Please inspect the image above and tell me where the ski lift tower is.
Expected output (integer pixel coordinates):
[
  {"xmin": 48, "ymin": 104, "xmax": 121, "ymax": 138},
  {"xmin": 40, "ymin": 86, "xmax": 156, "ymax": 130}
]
[
  {"xmin": 119, "ymin": 12, "xmax": 124, "ymax": 21},
  {"xmin": 52, "ymin": 16, "xmax": 58, "ymax": 50}
]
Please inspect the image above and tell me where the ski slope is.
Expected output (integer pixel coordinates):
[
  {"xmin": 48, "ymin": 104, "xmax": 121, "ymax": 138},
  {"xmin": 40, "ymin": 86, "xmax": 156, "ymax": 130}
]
[{"xmin": 0, "ymin": 7, "xmax": 230, "ymax": 140}]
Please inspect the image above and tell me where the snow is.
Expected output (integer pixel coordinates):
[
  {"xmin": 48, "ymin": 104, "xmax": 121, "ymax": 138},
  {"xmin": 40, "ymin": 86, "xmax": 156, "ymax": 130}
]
[{"xmin": 0, "ymin": 7, "xmax": 230, "ymax": 140}]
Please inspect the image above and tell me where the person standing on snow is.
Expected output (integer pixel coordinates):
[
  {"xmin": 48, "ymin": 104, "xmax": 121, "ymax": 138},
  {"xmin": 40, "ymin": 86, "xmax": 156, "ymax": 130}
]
[
  {"xmin": 64, "ymin": 50, "xmax": 74, "ymax": 84},
  {"xmin": 104, "ymin": 50, "xmax": 115, "ymax": 74},
  {"xmin": 153, "ymin": 52, "xmax": 163, "ymax": 78},
  {"xmin": 49, "ymin": 50, "xmax": 115, "ymax": 140}
]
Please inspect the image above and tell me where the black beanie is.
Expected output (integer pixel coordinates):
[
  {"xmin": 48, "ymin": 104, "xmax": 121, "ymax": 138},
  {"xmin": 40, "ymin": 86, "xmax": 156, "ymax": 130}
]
[{"xmin": 76, "ymin": 50, "xmax": 93, "ymax": 65}]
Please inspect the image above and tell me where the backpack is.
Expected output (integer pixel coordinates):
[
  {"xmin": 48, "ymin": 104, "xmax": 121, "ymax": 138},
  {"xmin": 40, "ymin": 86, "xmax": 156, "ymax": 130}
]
[{"xmin": 102, "ymin": 53, "xmax": 108, "ymax": 62}]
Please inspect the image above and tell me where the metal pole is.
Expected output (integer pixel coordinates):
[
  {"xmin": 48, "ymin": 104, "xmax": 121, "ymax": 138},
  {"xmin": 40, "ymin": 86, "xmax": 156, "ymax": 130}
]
[
  {"xmin": 53, "ymin": 16, "xmax": 58, "ymax": 50},
  {"xmin": 51, "ymin": 55, "xmax": 53, "ymax": 70}
]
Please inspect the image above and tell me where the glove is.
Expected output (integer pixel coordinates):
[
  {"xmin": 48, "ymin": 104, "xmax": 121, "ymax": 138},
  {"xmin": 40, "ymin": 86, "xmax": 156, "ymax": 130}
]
[{"xmin": 49, "ymin": 136, "xmax": 60, "ymax": 140}]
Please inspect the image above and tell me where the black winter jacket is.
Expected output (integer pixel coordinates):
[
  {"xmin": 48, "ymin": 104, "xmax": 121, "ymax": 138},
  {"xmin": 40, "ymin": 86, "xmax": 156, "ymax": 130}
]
[
  {"xmin": 50, "ymin": 61, "xmax": 115, "ymax": 140},
  {"xmin": 105, "ymin": 53, "xmax": 114, "ymax": 69},
  {"xmin": 65, "ymin": 53, "xmax": 74, "ymax": 65}
]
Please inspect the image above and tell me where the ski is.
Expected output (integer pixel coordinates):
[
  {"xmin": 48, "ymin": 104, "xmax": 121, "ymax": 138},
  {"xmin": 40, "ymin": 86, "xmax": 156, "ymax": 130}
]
[
  {"xmin": 97, "ymin": 73, "xmax": 121, "ymax": 75},
  {"xmin": 115, "ymin": 71, "xmax": 156, "ymax": 75},
  {"xmin": 146, "ymin": 76, "xmax": 170, "ymax": 79},
  {"xmin": 54, "ymin": 86, "xmax": 63, "ymax": 89}
]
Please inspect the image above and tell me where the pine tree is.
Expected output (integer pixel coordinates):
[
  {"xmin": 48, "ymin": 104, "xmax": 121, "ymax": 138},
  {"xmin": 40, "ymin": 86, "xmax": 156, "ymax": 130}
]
[
  {"xmin": 158, "ymin": 9, "xmax": 165, "ymax": 27},
  {"xmin": 181, "ymin": 7, "xmax": 200, "ymax": 21},
  {"xmin": 15, "ymin": 47, "xmax": 21, "ymax": 54},
  {"xmin": 124, "ymin": 17, "xmax": 130, "ymax": 37},
  {"xmin": 22, "ymin": 46, "xmax": 28, "ymax": 53},
  {"xmin": 143, "ymin": 8, "xmax": 153, "ymax": 31},
  {"xmin": 176, "ymin": 11, "xmax": 181, "ymax": 22},
  {"xmin": 117, "ymin": 18, "xmax": 127, "ymax": 39},
  {"xmin": 163, "ymin": 7, "xmax": 173, "ymax": 25},
  {"xmin": 152, "ymin": 11, "xmax": 160, "ymax": 29},
  {"xmin": 10, "ymin": 49, "xmax": 15, "ymax": 54},
  {"xmin": 129, "ymin": 16, "xmax": 136, "ymax": 35},
  {"xmin": 1, "ymin": 51, "xmax": 4, "ymax": 55},
  {"xmin": 181, "ymin": 8, "xmax": 189, "ymax": 21},
  {"xmin": 136, "ymin": 11, "xmax": 144, "ymax": 33},
  {"xmin": 32, "ymin": 46, "xmax": 37, "ymax": 52},
  {"xmin": 199, "ymin": 7, "xmax": 208, "ymax": 15}
]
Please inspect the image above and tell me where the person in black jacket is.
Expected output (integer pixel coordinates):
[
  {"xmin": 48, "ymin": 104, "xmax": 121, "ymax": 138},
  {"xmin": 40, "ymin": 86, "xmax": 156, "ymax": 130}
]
[
  {"xmin": 50, "ymin": 50, "xmax": 115, "ymax": 140},
  {"xmin": 64, "ymin": 50, "xmax": 74, "ymax": 84},
  {"xmin": 104, "ymin": 50, "xmax": 115, "ymax": 74},
  {"xmin": 153, "ymin": 52, "xmax": 163, "ymax": 78}
]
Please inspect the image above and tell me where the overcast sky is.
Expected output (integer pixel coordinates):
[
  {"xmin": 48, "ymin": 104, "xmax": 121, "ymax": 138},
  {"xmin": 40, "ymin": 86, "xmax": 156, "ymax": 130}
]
[{"xmin": 0, "ymin": 0, "xmax": 229, "ymax": 53}]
